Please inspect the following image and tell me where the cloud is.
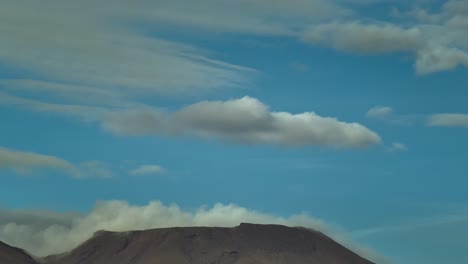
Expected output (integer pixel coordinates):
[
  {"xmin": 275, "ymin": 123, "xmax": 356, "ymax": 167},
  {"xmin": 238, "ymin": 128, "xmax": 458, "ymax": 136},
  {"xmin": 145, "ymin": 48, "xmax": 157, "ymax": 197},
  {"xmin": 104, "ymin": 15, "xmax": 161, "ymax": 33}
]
[
  {"xmin": 428, "ymin": 113, "xmax": 468, "ymax": 127},
  {"xmin": 302, "ymin": 21, "xmax": 422, "ymax": 54},
  {"xmin": 1, "ymin": 0, "xmax": 467, "ymax": 103},
  {"xmin": 109, "ymin": 0, "xmax": 351, "ymax": 35},
  {"xmin": 353, "ymin": 211, "xmax": 468, "ymax": 238},
  {"xmin": 0, "ymin": 147, "xmax": 113, "ymax": 178},
  {"xmin": 366, "ymin": 106, "xmax": 393, "ymax": 119},
  {"xmin": 129, "ymin": 165, "xmax": 164, "ymax": 176},
  {"xmin": 389, "ymin": 142, "xmax": 408, "ymax": 152},
  {"xmin": 102, "ymin": 96, "xmax": 381, "ymax": 148},
  {"xmin": 300, "ymin": 0, "xmax": 468, "ymax": 74},
  {"xmin": 0, "ymin": 147, "xmax": 76, "ymax": 175},
  {"xmin": 416, "ymin": 45, "xmax": 468, "ymax": 74},
  {"xmin": 0, "ymin": 0, "xmax": 351, "ymax": 99},
  {"xmin": 365, "ymin": 106, "xmax": 420, "ymax": 126},
  {"xmin": 0, "ymin": 94, "xmax": 381, "ymax": 148},
  {"xmin": 0, "ymin": 0, "xmax": 255, "ymax": 111},
  {"xmin": 0, "ymin": 200, "xmax": 387, "ymax": 263}
]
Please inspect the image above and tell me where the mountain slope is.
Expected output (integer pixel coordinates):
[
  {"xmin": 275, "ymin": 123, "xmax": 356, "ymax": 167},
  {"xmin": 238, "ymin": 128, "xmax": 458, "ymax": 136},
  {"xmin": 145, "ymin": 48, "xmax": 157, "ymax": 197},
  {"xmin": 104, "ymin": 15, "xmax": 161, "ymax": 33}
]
[
  {"xmin": 45, "ymin": 223, "xmax": 374, "ymax": 264},
  {"xmin": 0, "ymin": 241, "xmax": 39, "ymax": 264}
]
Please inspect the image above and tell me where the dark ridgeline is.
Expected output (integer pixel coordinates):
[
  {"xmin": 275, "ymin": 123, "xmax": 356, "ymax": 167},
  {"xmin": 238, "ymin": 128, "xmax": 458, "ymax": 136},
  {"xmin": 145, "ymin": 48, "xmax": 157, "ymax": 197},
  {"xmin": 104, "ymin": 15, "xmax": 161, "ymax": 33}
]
[
  {"xmin": 2, "ymin": 223, "xmax": 375, "ymax": 264},
  {"xmin": 0, "ymin": 241, "xmax": 39, "ymax": 264}
]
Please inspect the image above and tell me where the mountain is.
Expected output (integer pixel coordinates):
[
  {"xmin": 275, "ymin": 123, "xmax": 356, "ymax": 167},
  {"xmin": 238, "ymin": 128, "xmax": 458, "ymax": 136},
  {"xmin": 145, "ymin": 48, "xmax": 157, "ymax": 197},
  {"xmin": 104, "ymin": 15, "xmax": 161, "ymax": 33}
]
[
  {"xmin": 0, "ymin": 241, "xmax": 39, "ymax": 264},
  {"xmin": 1, "ymin": 223, "xmax": 374, "ymax": 264}
]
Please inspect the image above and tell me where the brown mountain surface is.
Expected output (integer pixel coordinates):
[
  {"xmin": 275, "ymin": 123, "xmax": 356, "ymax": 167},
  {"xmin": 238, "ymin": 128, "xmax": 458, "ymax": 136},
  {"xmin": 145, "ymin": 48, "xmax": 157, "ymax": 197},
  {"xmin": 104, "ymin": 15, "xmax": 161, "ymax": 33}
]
[
  {"xmin": 43, "ymin": 223, "xmax": 374, "ymax": 264},
  {"xmin": 0, "ymin": 241, "xmax": 39, "ymax": 264}
]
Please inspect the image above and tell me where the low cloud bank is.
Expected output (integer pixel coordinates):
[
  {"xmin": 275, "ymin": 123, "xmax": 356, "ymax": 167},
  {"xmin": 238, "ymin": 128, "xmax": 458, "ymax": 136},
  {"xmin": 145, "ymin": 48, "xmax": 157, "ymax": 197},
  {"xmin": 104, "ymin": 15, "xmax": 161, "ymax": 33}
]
[{"xmin": 0, "ymin": 200, "xmax": 389, "ymax": 263}]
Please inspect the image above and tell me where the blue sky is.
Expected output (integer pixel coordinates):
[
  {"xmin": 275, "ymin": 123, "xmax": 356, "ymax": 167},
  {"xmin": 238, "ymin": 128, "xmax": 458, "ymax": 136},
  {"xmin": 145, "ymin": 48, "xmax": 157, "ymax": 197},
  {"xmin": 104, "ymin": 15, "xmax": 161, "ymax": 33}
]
[{"xmin": 1, "ymin": 0, "xmax": 468, "ymax": 263}]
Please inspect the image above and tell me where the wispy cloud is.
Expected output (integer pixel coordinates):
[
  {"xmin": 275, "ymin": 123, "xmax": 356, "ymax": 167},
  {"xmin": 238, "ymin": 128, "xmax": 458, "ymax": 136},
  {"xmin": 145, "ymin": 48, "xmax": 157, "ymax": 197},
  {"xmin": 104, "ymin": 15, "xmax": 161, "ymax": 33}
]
[
  {"xmin": 129, "ymin": 165, "xmax": 165, "ymax": 176},
  {"xmin": 366, "ymin": 106, "xmax": 394, "ymax": 119},
  {"xmin": 428, "ymin": 113, "xmax": 468, "ymax": 127},
  {"xmin": 302, "ymin": 21, "xmax": 422, "ymax": 54},
  {"xmin": 0, "ymin": 147, "xmax": 112, "ymax": 178},
  {"xmin": 365, "ymin": 106, "xmax": 420, "ymax": 125},
  {"xmin": 0, "ymin": 147, "xmax": 76, "ymax": 175},
  {"xmin": 353, "ymin": 212, "xmax": 468, "ymax": 239},
  {"xmin": 0, "ymin": 0, "xmax": 253, "ymax": 98},
  {"xmin": 388, "ymin": 142, "xmax": 408, "ymax": 152}
]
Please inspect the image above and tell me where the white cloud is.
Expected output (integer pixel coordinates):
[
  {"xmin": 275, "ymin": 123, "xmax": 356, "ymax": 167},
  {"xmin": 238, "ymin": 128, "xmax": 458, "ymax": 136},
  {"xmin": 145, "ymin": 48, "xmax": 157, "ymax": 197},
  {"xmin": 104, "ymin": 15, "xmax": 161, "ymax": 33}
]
[
  {"xmin": 428, "ymin": 113, "xmax": 468, "ymax": 127},
  {"xmin": 0, "ymin": 94, "xmax": 381, "ymax": 148},
  {"xmin": 0, "ymin": 0, "xmax": 255, "ymax": 110},
  {"xmin": 365, "ymin": 106, "xmax": 420, "ymax": 126},
  {"xmin": 0, "ymin": 200, "xmax": 387, "ymax": 263},
  {"xmin": 366, "ymin": 106, "xmax": 393, "ymax": 119},
  {"xmin": 300, "ymin": 0, "xmax": 468, "ymax": 74},
  {"xmin": 302, "ymin": 21, "xmax": 422, "ymax": 53},
  {"xmin": 0, "ymin": 0, "xmax": 351, "ymax": 100},
  {"xmin": 0, "ymin": 147, "xmax": 76, "ymax": 175},
  {"xmin": 102, "ymin": 96, "xmax": 382, "ymax": 148},
  {"xmin": 109, "ymin": 0, "xmax": 351, "ymax": 35},
  {"xmin": 0, "ymin": 147, "xmax": 113, "ymax": 178},
  {"xmin": 415, "ymin": 45, "xmax": 468, "ymax": 74},
  {"xmin": 129, "ymin": 165, "xmax": 164, "ymax": 176},
  {"xmin": 389, "ymin": 142, "xmax": 408, "ymax": 152},
  {"xmin": 0, "ymin": 0, "xmax": 466, "ymax": 106}
]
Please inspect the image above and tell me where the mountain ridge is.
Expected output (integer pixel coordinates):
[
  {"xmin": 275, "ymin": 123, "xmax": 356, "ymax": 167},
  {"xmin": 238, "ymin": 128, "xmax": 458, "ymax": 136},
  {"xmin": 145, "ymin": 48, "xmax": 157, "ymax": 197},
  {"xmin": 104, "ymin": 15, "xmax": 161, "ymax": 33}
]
[{"xmin": 1, "ymin": 223, "xmax": 375, "ymax": 264}]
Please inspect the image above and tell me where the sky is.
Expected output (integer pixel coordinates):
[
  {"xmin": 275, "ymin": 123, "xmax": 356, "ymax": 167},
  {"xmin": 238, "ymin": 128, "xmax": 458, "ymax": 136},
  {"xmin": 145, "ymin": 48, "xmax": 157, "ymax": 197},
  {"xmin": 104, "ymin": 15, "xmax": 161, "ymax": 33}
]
[{"xmin": 0, "ymin": 0, "xmax": 468, "ymax": 263}]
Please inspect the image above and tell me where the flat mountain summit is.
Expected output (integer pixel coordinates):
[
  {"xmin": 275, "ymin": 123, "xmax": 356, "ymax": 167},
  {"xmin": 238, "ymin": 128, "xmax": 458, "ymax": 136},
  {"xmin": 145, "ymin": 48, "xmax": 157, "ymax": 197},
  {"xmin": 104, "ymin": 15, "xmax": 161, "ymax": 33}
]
[{"xmin": 2, "ymin": 223, "xmax": 374, "ymax": 264}]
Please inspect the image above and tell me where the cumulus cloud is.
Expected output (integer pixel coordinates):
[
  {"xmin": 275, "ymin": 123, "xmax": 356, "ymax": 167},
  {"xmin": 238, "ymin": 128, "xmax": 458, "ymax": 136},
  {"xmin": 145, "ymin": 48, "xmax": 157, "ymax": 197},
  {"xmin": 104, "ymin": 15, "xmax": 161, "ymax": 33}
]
[
  {"xmin": 416, "ymin": 45, "xmax": 468, "ymax": 74},
  {"xmin": 0, "ymin": 200, "xmax": 387, "ymax": 263},
  {"xmin": 366, "ymin": 106, "xmax": 393, "ymax": 119},
  {"xmin": 300, "ymin": 0, "xmax": 468, "ymax": 74},
  {"xmin": 428, "ymin": 113, "xmax": 468, "ymax": 127},
  {"xmin": 0, "ymin": 147, "xmax": 113, "ymax": 178},
  {"xmin": 129, "ymin": 165, "xmax": 165, "ymax": 176},
  {"xmin": 102, "ymin": 97, "xmax": 381, "ymax": 148},
  {"xmin": 4, "ymin": 93, "xmax": 382, "ymax": 149}
]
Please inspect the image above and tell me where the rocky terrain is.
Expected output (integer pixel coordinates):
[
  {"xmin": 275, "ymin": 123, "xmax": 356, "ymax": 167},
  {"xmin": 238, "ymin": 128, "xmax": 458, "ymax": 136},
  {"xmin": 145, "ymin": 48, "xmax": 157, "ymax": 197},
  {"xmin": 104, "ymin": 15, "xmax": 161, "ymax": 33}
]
[
  {"xmin": 1, "ymin": 223, "xmax": 374, "ymax": 264},
  {"xmin": 0, "ymin": 241, "xmax": 39, "ymax": 264}
]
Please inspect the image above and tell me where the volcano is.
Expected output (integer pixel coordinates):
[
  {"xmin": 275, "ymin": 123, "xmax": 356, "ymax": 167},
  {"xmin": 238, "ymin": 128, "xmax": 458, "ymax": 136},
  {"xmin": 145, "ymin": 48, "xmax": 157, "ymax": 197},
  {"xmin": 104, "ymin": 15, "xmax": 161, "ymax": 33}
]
[{"xmin": 2, "ymin": 223, "xmax": 374, "ymax": 264}]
